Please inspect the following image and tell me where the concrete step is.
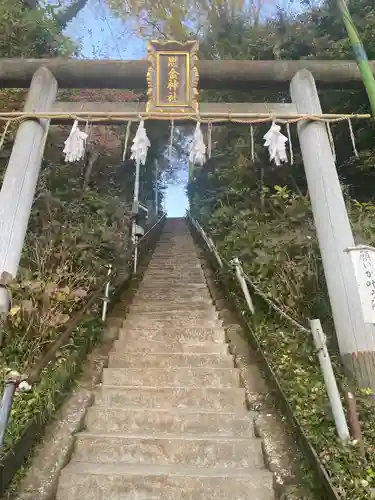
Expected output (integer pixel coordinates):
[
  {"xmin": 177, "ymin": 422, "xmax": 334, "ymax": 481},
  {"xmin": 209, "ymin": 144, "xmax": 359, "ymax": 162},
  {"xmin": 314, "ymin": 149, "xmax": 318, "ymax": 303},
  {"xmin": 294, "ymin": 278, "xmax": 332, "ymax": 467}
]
[
  {"xmin": 141, "ymin": 272, "xmax": 204, "ymax": 279},
  {"xmin": 154, "ymin": 248, "xmax": 197, "ymax": 253},
  {"xmin": 108, "ymin": 352, "xmax": 233, "ymax": 368},
  {"xmin": 131, "ymin": 294, "xmax": 211, "ymax": 304},
  {"xmin": 122, "ymin": 317, "xmax": 222, "ymax": 330},
  {"xmin": 113, "ymin": 339, "xmax": 228, "ymax": 354},
  {"xmin": 96, "ymin": 386, "xmax": 246, "ymax": 411},
  {"xmin": 129, "ymin": 302, "xmax": 213, "ymax": 313},
  {"xmin": 72, "ymin": 433, "xmax": 264, "ymax": 469},
  {"xmin": 117, "ymin": 326, "xmax": 225, "ymax": 344},
  {"xmin": 150, "ymin": 258, "xmax": 200, "ymax": 266},
  {"xmin": 142, "ymin": 277, "xmax": 205, "ymax": 284},
  {"xmin": 55, "ymin": 223, "xmax": 275, "ymax": 500},
  {"xmin": 57, "ymin": 463, "xmax": 274, "ymax": 500},
  {"xmin": 148, "ymin": 250, "xmax": 198, "ymax": 254},
  {"xmin": 102, "ymin": 367, "xmax": 240, "ymax": 388},
  {"xmin": 139, "ymin": 280, "xmax": 208, "ymax": 294},
  {"xmin": 144, "ymin": 269, "xmax": 204, "ymax": 276},
  {"xmin": 125, "ymin": 309, "xmax": 218, "ymax": 320},
  {"xmin": 134, "ymin": 289, "xmax": 211, "ymax": 300},
  {"xmin": 85, "ymin": 407, "xmax": 254, "ymax": 436},
  {"xmin": 140, "ymin": 280, "xmax": 206, "ymax": 287},
  {"xmin": 147, "ymin": 264, "xmax": 202, "ymax": 270}
]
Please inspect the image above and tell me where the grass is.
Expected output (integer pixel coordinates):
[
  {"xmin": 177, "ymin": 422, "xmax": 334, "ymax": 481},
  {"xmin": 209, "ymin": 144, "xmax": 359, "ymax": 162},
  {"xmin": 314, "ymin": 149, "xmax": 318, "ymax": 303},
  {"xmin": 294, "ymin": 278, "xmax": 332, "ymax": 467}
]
[
  {"xmin": 219, "ymin": 267, "xmax": 375, "ymax": 500},
  {"xmin": 0, "ymin": 316, "xmax": 102, "ymax": 459}
]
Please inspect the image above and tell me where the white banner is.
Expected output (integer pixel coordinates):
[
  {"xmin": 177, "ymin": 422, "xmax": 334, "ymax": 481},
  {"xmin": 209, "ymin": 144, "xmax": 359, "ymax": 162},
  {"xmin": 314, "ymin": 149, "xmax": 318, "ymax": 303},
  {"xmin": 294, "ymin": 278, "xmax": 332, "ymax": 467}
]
[{"xmin": 347, "ymin": 245, "xmax": 375, "ymax": 323}]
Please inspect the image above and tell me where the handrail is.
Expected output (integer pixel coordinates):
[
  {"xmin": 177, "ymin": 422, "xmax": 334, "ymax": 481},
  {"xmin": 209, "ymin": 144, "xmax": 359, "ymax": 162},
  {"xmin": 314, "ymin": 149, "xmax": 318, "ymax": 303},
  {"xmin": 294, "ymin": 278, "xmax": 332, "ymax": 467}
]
[
  {"xmin": 133, "ymin": 213, "xmax": 167, "ymax": 274},
  {"xmin": 0, "ymin": 212, "xmax": 166, "ymax": 451},
  {"xmin": 187, "ymin": 211, "xmax": 310, "ymax": 335},
  {"xmin": 28, "ymin": 283, "xmax": 107, "ymax": 384},
  {"xmin": 137, "ymin": 213, "xmax": 167, "ymax": 247},
  {"xmin": 187, "ymin": 211, "xmax": 340, "ymax": 500}
]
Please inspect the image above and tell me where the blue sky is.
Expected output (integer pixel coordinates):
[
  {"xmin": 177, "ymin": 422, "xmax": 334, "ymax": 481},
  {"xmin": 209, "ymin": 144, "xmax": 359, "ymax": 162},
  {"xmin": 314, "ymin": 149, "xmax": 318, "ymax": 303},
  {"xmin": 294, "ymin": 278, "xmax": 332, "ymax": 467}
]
[{"xmin": 66, "ymin": 0, "xmax": 189, "ymax": 217}]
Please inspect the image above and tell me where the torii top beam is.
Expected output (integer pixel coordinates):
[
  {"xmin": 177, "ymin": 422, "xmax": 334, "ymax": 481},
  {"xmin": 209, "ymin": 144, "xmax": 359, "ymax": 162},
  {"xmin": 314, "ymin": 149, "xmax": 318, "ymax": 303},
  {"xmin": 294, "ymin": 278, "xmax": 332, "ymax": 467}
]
[{"xmin": 0, "ymin": 58, "xmax": 373, "ymax": 89}]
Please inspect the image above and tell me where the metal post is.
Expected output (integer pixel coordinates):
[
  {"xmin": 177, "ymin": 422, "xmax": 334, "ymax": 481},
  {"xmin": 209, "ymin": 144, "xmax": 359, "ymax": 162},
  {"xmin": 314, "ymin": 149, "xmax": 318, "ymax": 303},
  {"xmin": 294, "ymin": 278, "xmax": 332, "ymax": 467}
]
[
  {"xmin": 101, "ymin": 264, "xmax": 112, "ymax": 322},
  {"xmin": 155, "ymin": 158, "xmax": 159, "ymax": 218},
  {"xmin": 133, "ymin": 159, "xmax": 140, "ymax": 207},
  {"xmin": 0, "ymin": 67, "xmax": 57, "ymax": 317},
  {"xmin": 131, "ymin": 158, "xmax": 141, "ymax": 275},
  {"xmin": 0, "ymin": 380, "xmax": 18, "ymax": 449},
  {"xmin": 291, "ymin": 69, "xmax": 375, "ymax": 390},
  {"xmin": 231, "ymin": 257, "xmax": 255, "ymax": 314},
  {"xmin": 208, "ymin": 237, "xmax": 223, "ymax": 268},
  {"xmin": 310, "ymin": 319, "xmax": 350, "ymax": 443},
  {"xmin": 133, "ymin": 240, "xmax": 138, "ymax": 274}
]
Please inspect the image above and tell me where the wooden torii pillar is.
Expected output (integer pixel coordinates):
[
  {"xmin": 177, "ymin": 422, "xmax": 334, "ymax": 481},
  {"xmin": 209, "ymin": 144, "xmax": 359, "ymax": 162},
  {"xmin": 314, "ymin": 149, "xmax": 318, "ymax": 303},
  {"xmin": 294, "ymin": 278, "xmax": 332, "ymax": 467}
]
[
  {"xmin": 291, "ymin": 69, "xmax": 375, "ymax": 390},
  {"xmin": 0, "ymin": 68, "xmax": 57, "ymax": 343}
]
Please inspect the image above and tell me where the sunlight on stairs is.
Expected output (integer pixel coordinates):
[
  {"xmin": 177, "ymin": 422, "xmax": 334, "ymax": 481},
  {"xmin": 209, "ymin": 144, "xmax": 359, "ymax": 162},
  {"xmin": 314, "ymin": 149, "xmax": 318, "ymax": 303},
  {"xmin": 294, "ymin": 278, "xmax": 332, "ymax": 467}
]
[{"xmin": 56, "ymin": 218, "xmax": 274, "ymax": 499}]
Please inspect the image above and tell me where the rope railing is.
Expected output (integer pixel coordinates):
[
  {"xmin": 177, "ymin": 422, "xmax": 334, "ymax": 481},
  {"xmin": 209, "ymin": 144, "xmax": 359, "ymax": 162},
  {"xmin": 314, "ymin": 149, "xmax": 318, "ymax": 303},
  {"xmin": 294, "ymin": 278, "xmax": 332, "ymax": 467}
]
[
  {"xmin": 0, "ymin": 111, "xmax": 372, "ymax": 126},
  {"xmin": 187, "ymin": 212, "xmax": 311, "ymax": 335},
  {"xmin": 0, "ymin": 212, "xmax": 166, "ymax": 451},
  {"xmin": 187, "ymin": 211, "xmax": 350, "ymax": 447}
]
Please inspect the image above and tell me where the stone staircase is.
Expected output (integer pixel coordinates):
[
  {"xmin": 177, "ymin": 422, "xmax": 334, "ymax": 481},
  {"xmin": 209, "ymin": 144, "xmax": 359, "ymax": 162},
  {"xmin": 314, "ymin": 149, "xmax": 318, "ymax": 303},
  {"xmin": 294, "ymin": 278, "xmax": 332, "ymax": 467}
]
[{"xmin": 56, "ymin": 218, "xmax": 275, "ymax": 499}]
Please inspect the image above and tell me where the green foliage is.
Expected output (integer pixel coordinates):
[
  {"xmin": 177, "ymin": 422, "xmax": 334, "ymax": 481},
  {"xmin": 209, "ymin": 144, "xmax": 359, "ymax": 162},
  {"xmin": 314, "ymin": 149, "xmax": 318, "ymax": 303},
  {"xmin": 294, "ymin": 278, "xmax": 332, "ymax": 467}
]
[
  {"xmin": 187, "ymin": 0, "xmax": 375, "ymax": 497},
  {"xmin": 0, "ymin": 156, "xmax": 136, "ymax": 367},
  {"xmin": 0, "ymin": 317, "xmax": 102, "ymax": 458},
  {"xmin": 192, "ymin": 176, "xmax": 375, "ymax": 497},
  {"xmin": 0, "ymin": 0, "xmax": 76, "ymax": 57}
]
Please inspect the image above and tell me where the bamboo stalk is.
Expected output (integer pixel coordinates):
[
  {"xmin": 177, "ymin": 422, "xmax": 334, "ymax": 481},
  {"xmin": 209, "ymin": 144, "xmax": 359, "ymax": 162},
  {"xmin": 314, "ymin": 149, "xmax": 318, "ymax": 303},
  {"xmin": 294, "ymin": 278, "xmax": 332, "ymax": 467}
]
[{"xmin": 336, "ymin": 0, "xmax": 375, "ymax": 118}]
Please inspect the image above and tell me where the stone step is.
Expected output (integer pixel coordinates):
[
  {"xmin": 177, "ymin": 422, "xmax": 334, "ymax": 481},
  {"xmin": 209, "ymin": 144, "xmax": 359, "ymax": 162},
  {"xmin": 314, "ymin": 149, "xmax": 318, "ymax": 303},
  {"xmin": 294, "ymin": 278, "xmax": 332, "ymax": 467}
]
[
  {"xmin": 122, "ymin": 317, "xmax": 222, "ymax": 329},
  {"xmin": 142, "ymin": 272, "xmax": 203, "ymax": 277},
  {"xmin": 96, "ymin": 386, "xmax": 246, "ymax": 411},
  {"xmin": 85, "ymin": 407, "xmax": 254, "ymax": 436},
  {"xmin": 129, "ymin": 302, "xmax": 213, "ymax": 312},
  {"xmin": 124, "ymin": 309, "xmax": 218, "ymax": 320},
  {"xmin": 149, "ymin": 248, "xmax": 198, "ymax": 252},
  {"xmin": 148, "ymin": 263, "xmax": 200, "ymax": 268},
  {"xmin": 117, "ymin": 326, "xmax": 225, "ymax": 343},
  {"xmin": 57, "ymin": 463, "xmax": 274, "ymax": 500},
  {"xmin": 142, "ymin": 272, "xmax": 204, "ymax": 279},
  {"xmin": 102, "ymin": 367, "xmax": 240, "ymax": 388},
  {"xmin": 72, "ymin": 433, "xmax": 264, "ymax": 469},
  {"xmin": 108, "ymin": 352, "xmax": 233, "ymax": 368},
  {"xmin": 149, "ymin": 257, "xmax": 200, "ymax": 263},
  {"xmin": 139, "ymin": 280, "xmax": 208, "ymax": 294},
  {"xmin": 140, "ymin": 280, "xmax": 206, "ymax": 287},
  {"xmin": 154, "ymin": 247, "xmax": 197, "ymax": 252},
  {"xmin": 142, "ymin": 276, "xmax": 205, "ymax": 283},
  {"xmin": 134, "ymin": 289, "xmax": 211, "ymax": 298},
  {"xmin": 132, "ymin": 293, "xmax": 211, "ymax": 302},
  {"xmin": 144, "ymin": 274, "xmax": 204, "ymax": 280},
  {"xmin": 113, "ymin": 339, "xmax": 228, "ymax": 354},
  {"xmin": 147, "ymin": 263, "xmax": 202, "ymax": 270}
]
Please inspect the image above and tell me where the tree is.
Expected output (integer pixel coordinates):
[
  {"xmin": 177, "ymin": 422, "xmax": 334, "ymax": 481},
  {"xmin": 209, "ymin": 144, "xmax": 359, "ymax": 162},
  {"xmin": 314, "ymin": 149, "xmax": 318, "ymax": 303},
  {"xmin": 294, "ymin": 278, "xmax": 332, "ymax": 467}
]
[
  {"xmin": 23, "ymin": 0, "xmax": 90, "ymax": 28},
  {"xmin": 106, "ymin": 0, "xmax": 272, "ymax": 40}
]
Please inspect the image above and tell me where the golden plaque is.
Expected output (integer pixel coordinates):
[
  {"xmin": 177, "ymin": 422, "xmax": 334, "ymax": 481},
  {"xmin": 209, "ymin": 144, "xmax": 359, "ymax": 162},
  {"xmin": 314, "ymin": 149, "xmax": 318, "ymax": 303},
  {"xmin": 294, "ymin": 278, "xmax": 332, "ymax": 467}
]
[{"xmin": 146, "ymin": 40, "xmax": 199, "ymax": 115}]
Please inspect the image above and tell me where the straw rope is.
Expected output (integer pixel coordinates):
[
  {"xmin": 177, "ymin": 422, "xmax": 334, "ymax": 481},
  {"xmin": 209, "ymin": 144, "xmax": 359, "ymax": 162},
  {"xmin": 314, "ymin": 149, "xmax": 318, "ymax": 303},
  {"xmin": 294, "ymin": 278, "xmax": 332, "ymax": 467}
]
[{"xmin": 0, "ymin": 111, "xmax": 371, "ymax": 125}]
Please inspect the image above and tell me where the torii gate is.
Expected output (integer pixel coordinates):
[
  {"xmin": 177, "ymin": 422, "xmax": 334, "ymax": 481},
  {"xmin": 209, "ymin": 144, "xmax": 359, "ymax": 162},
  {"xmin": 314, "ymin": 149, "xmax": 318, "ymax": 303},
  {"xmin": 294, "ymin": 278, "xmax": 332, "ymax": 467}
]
[{"xmin": 0, "ymin": 40, "xmax": 375, "ymax": 391}]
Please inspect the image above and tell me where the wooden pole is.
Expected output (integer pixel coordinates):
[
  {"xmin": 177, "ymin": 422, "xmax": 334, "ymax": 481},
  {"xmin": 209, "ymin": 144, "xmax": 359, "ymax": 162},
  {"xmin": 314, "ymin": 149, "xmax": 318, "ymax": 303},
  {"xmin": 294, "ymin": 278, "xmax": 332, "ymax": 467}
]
[
  {"xmin": 290, "ymin": 69, "xmax": 375, "ymax": 391},
  {"xmin": 0, "ymin": 67, "xmax": 57, "ymax": 317},
  {"xmin": 1, "ymin": 59, "xmax": 375, "ymax": 89}
]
